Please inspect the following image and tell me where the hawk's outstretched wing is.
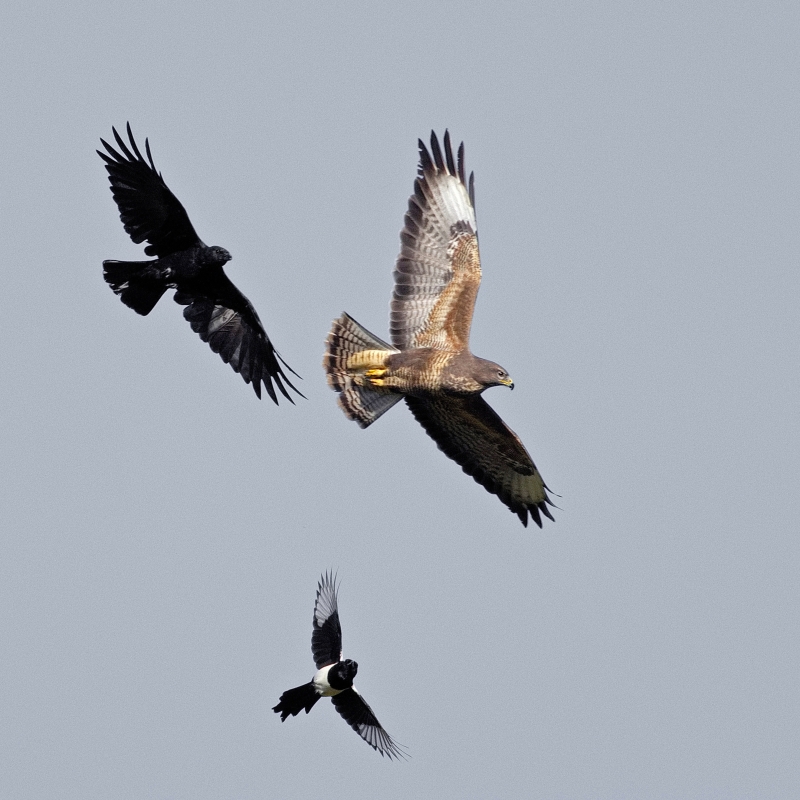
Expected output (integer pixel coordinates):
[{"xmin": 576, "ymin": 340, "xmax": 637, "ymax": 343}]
[
  {"xmin": 391, "ymin": 131, "xmax": 481, "ymax": 352},
  {"xmin": 331, "ymin": 688, "xmax": 407, "ymax": 760},
  {"xmin": 405, "ymin": 395, "xmax": 555, "ymax": 528},
  {"xmin": 311, "ymin": 571, "xmax": 342, "ymax": 669},
  {"xmin": 98, "ymin": 123, "xmax": 202, "ymax": 257}
]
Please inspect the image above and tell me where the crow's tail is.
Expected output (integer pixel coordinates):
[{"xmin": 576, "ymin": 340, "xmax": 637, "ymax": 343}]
[
  {"xmin": 273, "ymin": 682, "xmax": 320, "ymax": 721},
  {"xmin": 103, "ymin": 260, "xmax": 168, "ymax": 316}
]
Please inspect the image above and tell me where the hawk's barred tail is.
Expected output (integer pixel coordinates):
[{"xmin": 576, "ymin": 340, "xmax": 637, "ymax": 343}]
[
  {"xmin": 324, "ymin": 313, "xmax": 402, "ymax": 428},
  {"xmin": 273, "ymin": 682, "xmax": 320, "ymax": 721},
  {"xmin": 102, "ymin": 260, "xmax": 168, "ymax": 316}
]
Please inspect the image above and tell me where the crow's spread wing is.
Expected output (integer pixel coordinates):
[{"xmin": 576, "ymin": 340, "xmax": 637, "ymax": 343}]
[
  {"xmin": 173, "ymin": 269, "xmax": 302, "ymax": 404},
  {"xmin": 311, "ymin": 571, "xmax": 342, "ymax": 668},
  {"xmin": 331, "ymin": 688, "xmax": 406, "ymax": 760},
  {"xmin": 98, "ymin": 123, "xmax": 202, "ymax": 257}
]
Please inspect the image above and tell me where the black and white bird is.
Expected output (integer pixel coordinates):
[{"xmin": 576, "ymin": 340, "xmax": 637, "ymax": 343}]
[
  {"xmin": 98, "ymin": 123, "xmax": 302, "ymax": 404},
  {"xmin": 273, "ymin": 572, "xmax": 406, "ymax": 760}
]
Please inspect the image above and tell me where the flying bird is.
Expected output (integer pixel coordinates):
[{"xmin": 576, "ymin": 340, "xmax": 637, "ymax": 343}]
[
  {"xmin": 324, "ymin": 131, "xmax": 555, "ymax": 527},
  {"xmin": 273, "ymin": 572, "xmax": 406, "ymax": 760},
  {"xmin": 98, "ymin": 123, "xmax": 302, "ymax": 404}
]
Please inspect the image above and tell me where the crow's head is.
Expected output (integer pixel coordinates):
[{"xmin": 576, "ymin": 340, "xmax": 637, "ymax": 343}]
[{"xmin": 204, "ymin": 245, "xmax": 232, "ymax": 266}]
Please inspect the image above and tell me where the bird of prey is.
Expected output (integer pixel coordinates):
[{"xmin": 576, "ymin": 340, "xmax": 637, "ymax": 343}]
[
  {"xmin": 324, "ymin": 131, "xmax": 554, "ymax": 527},
  {"xmin": 273, "ymin": 572, "xmax": 406, "ymax": 760},
  {"xmin": 98, "ymin": 123, "xmax": 301, "ymax": 404}
]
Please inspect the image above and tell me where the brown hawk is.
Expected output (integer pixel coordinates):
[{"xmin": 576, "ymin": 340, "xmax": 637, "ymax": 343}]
[{"xmin": 324, "ymin": 132, "xmax": 555, "ymax": 527}]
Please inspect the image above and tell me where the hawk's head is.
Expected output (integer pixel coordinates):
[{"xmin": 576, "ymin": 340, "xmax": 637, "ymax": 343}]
[{"xmin": 474, "ymin": 359, "xmax": 514, "ymax": 391}]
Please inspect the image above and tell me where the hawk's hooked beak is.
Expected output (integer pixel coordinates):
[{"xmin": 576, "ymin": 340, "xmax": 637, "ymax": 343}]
[{"xmin": 501, "ymin": 377, "xmax": 515, "ymax": 390}]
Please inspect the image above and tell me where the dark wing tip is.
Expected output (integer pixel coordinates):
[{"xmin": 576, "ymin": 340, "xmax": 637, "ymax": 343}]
[
  {"xmin": 417, "ymin": 137, "xmax": 433, "ymax": 176},
  {"xmin": 254, "ymin": 360, "xmax": 306, "ymax": 406},
  {"xmin": 100, "ymin": 123, "xmax": 148, "ymax": 169},
  {"xmin": 418, "ymin": 131, "xmax": 471, "ymax": 197},
  {"xmin": 443, "ymin": 130, "xmax": 457, "ymax": 176},
  {"xmin": 144, "ymin": 136, "xmax": 157, "ymax": 172},
  {"xmin": 515, "ymin": 496, "xmax": 559, "ymax": 527},
  {"xmin": 429, "ymin": 130, "xmax": 445, "ymax": 172},
  {"xmin": 125, "ymin": 123, "xmax": 146, "ymax": 163},
  {"xmin": 262, "ymin": 350, "xmax": 305, "ymax": 405},
  {"xmin": 111, "ymin": 124, "xmax": 136, "ymax": 161}
]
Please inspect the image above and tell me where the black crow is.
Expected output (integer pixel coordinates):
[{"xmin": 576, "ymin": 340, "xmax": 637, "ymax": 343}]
[
  {"xmin": 273, "ymin": 572, "xmax": 406, "ymax": 760},
  {"xmin": 98, "ymin": 123, "xmax": 302, "ymax": 404}
]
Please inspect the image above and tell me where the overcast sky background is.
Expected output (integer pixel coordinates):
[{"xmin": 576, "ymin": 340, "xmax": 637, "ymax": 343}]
[{"xmin": 2, "ymin": 2, "xmax": 799, "ymax": 798}]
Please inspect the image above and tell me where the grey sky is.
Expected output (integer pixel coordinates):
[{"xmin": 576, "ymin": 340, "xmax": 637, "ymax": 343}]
[{"xmin": 2, "ymin": 1, "xmax": 798, "ymax": 798}]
